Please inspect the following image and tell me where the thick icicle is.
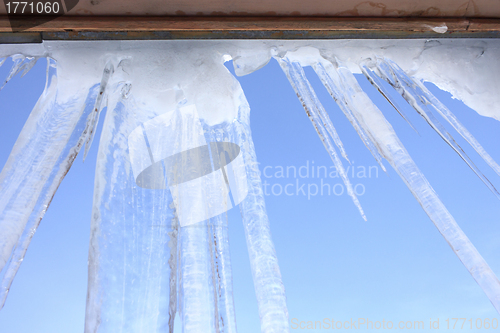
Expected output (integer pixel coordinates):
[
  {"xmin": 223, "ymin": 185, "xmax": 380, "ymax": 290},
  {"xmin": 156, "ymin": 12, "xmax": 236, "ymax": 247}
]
[
  {"xmin": 371, "ymin": 58, "xmax": 500, "ymax": 199},
  {"xmin": 313, "ymin": 61, "xmax": 387, "ymax": 173},
  {"xmin": 234, "ymin": 111, "xmax": 290, "ymax": 333},
  {"xmin": 205, "ymin": 125, "xmax": 238, "ymax": 333},
  {"xmin": 0, "ymin": 58, "xmax": 104, "ymax": 308},
  {"xmin": 276, "ymin": 56, "xmax": 366, "ymax": 220},
  {"xmin": 178, "ymin": 221, "xmax": 216, "ymax": 333},
  {"xmin": 85, "ymin": 92, "xmax": 176, "ymax": 332},
  {"xmin": 333, "ymin": 59, "xmax": 500, "ymax": 314},
  {"xmin": 85, "ymin": 46, "xmax": 261, "ymax": 333}
]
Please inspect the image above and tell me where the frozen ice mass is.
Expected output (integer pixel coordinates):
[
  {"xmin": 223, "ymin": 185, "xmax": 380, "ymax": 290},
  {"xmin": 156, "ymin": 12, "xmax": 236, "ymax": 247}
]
[{"xmin": 0, "ymin": 39, "xmax": 499, "ymax": 332}]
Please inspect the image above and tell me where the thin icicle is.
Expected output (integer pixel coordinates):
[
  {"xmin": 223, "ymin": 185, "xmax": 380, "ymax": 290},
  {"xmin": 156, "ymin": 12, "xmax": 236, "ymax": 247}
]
[
  {"xmin": 372, "ymin": 58, "xmax": 500, "ymax": 199},
  {"xmin": 333, "ymin": 59, "xmax": 500, "ymax": 314},
  {"xmin": 382, "ymin": 58, "xmax": 500, "ymax": 177},
  {"xmin": 18, "ymin": 57, "xmax": 37, "ymax": 78},
  {"xmin": 416, "ymin": 77, "xmax": 500, "ymax": 177},
  {"xmin": 313, "ymin": 61, "xmax": 387, "ymax": 173},
  {"xmin": 0, "ymin": 55, "xmax": 25, "ymax": 91},
  {"xmin": 209, "ymin": 216, "xmax": 237, "ymax": 333},
  {"xmin": 168, "ymin": 206, "xmax": 179, "ymax": 333},
  {"xmin": 0, "ymin": 57, "xmax": 6, "ymax": 68},
  {"xmin": 360, "ymin": 61, "xmax": 419, "ymax": 134},
  {"xmin": 0, "ymin": 58, "xmax": 103, "ymax": 308},
  {"xmin": 83, "ymin": 61, "xmax": 114, "ymax": 161},
  {"xmin": 311, "ymin": 91, "xmax": 350, "ymax": 163},
  {"xmin": 276, "ymin": 56, "xmax": 366, "ymax": 220}
]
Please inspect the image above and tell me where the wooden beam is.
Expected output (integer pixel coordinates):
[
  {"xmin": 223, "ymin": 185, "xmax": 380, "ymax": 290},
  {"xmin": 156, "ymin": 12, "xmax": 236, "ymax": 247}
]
[{"xmin": 0, "ymin": 17, "xmax": 499, "ymax": 41}]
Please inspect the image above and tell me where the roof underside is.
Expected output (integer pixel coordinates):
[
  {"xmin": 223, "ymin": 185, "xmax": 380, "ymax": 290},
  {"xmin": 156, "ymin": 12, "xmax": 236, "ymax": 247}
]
[{"xmin": 5, "ymin": 0, "xmax": 498, "ymax": 18}]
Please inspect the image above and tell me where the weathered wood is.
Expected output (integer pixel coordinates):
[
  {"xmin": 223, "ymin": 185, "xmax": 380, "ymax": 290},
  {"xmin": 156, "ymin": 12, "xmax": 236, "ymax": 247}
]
[
  {"xmin": 0, "ymin": 17, "xmax": 499, "ymax": 41},
  {"xmin": 0, "ymin": 16, "xmax": 476, "ymax": 32}
]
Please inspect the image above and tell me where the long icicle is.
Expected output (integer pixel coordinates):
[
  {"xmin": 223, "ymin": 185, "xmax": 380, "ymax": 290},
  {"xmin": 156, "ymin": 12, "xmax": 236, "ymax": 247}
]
[
  {"xmin": 206, "ymin": 126, "xmax": 238, "ymax": 333},
  {"xmin": 327, "ymin": 58, "xmax": 500, "ymax": 313},
  {"xmin": 359, "ymin": 61, "xmax": 419, "ymax": 134},
  {"xmin": 0, "ymin": 58, "xmax": 106, "ymax": 308},
  {"xmin": 234, "ymin": 95, "xmax": 290, "ymax": 332},
  {"xmin": 85, "ymin": 89, "xmax": 176, "ymax": 332},
  {"xmin": 313, "ymin": 61, "xmax": 387, "ymax": 172},
  {"xmin": 384, "ymin": 58, "xmax": 500, "ymax": 177},
  {"xmin": 372, "ymin": 58, "xmax": 500, "ymax": 199},
  {"xmin": 168, "ymin": 205, "xmax": 179, "ymax": 333},
  {"xmin": 209, "ymin": 214, "xmax": 237, "ymax": 333},
  {"xmin": 276, "ymin": 56, "xmax": 366, "ymax": 220},
  {"xmin": 178, "ymin": 221, "xmax": 216, "ymax": 333}
]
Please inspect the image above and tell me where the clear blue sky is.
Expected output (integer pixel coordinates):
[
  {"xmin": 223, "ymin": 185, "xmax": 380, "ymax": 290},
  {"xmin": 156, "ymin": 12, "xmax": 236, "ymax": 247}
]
[{"xmin": 0, "ymin": 51, "xmax": 499, "ymax": 332}]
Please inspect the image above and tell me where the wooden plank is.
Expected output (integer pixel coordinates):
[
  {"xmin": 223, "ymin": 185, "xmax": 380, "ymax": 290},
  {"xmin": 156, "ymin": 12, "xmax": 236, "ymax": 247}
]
[
  {"xmin": 0, "ymin": 16, "xmax": 472, "ymax": 32},
  {"xmin": 468, "ymin": 19, "xmax": 500, "ymax": 32},
  {"xmin": 1, "ymin": 16, "xmax": 499, "ymax": 41}
]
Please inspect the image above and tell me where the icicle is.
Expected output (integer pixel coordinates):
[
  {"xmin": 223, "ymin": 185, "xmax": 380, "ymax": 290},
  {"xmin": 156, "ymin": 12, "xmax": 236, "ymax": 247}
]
[
  {"xmin": 209, "ymin": 215, "xmax": 237, "ymax": 333},
  {"xmin": 333, "ymin": 59, "xmax": 500, "ymax": 314},
  {"xmin": 178, "ymin": 221, "xmax": 216, "ymax": 333},
  {"xmin": 311, "ymin": 91, "xmax": 350, "ymax": 163},
  {"xmin": 415, "ymin": 77, "xmax": 500, "ymax": 177},
  {"xmin": 0, "ymin": 55, "xmax": 36, "ymax": 87},
  {"xmin": 276, "ymin": 56, "xmax": 366, "ymax": 220},
  {"xmin": 0, "ymin": 58, "xmax": 103, "ymax": 308},
  {"xmin": 359, "ymin": 61, "xmax": 419, "ymax": 134},
  {"xmin": 83, "ymin": 61, "xmax": 114, "ymax": 161},
  {"xmin": 381, "ymin": 58, "xmax": 500, "ymax": 176},
  {"xmin": 18, "ymin": 57, "xmax": 37, "ymax": 78},
  {"xmin": 372, "ymin": 58, "xmax": 500, "ymax": 199},
  {"xmin": 167, "ymin": 202, "xmax": 179, "ymax": 333},
  {"xmin": 233, "ymin": 114, "xmax": 290, "ymax": 333},
  {"xmin": 175, "ymin": 120, "xmax": 217, "ymax": 332},
  {"xmin": 85, "ymin": 95, "xmax": 176, "ymax": 332},
  {"xmin": 0, "ymin": 55, "xmax": 25, "ymax": 91},
  {"xmin": 313, "ymin": 61, "xmax": 387, "ymax": 173},
  {"xmin": 317, "ymin": 101, "xmax": 350, "ymax": 163},
  {"xmin": 204, "ymin": 126, "xmax": 238, "ymax": 333}
]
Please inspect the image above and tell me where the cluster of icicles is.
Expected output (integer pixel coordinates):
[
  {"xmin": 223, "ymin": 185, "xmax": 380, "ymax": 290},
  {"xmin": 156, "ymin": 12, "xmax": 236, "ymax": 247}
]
[{"xmin": 0, "ymin": 42, "xmax": 499, "ymax": 333}]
